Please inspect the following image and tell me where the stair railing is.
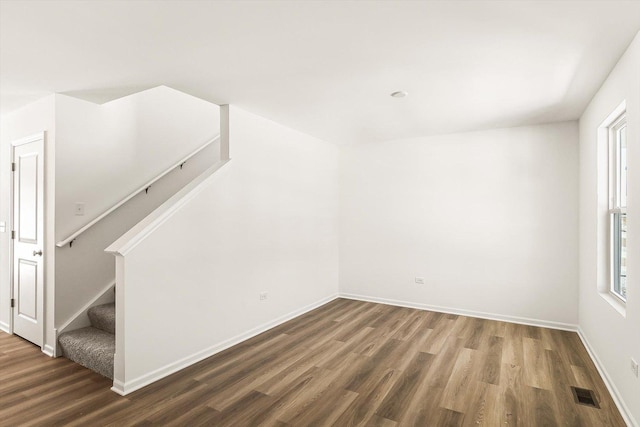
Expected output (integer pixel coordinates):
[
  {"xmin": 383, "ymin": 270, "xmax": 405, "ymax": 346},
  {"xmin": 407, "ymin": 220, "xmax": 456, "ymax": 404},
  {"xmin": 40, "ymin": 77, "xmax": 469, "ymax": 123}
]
[{"xmin": 56, "ymin": 135, "xmax": 220, "ymax": 248}]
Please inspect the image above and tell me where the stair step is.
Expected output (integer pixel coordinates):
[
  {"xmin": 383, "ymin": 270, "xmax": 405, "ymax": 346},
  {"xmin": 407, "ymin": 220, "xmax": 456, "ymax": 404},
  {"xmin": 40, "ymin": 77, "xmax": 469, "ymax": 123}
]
[
  {"xmin": 58, "ymin": 327, "xmax": 114, "ymax": 379},
  {"xmin": 88, "ymin": 303, "xmax": 115, "ymax": 334}
]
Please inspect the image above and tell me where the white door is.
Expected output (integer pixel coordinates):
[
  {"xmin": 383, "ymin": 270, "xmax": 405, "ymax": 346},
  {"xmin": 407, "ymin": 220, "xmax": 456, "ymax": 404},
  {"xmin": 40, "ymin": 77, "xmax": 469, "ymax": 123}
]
[{"xmin": 12, "ymin": 132, "xmax": 45, "ymax": 347}]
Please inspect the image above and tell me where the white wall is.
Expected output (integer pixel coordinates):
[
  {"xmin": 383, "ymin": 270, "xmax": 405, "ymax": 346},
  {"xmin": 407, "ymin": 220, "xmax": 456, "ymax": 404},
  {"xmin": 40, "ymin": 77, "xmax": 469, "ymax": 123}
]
[
  {"xmin": 340, "ymin": 121, "xmax": 579, "ymax": 326},
  {"xmin": 107, "ymin": 106, "xmax": 339, "ymax": 393},
  {"xmin": 54, "ymin": 86, "xmax": 220, "ymax": 331},
  {"xmin": 579, "ymin": 32, "xmax": 640, "ymax": 425},
  {"xmin": 0, "ymin": 95, "xmax": 57, "ymax": 352},
  {"xmin": 55, "ymin": 86, "xmax": 220, "ymax": 238},
  {"xmin": 55, "ymin": 143, "xmax": 218, "ymax": 328}
]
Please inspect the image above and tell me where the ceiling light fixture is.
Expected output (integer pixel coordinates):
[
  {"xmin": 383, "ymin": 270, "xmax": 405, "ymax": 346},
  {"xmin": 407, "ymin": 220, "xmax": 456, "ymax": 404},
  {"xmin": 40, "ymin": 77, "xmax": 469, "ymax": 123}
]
[{"xmin": 391, "ymin": 91, "xmax": 408, "ymax": 98}]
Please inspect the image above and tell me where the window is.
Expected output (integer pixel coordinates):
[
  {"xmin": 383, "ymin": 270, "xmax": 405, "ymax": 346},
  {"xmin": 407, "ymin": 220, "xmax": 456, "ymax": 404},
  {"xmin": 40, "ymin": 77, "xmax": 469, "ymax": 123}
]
[{"xmin": 608, "ymin": 112, "xmax": 627, "ymax": 302}]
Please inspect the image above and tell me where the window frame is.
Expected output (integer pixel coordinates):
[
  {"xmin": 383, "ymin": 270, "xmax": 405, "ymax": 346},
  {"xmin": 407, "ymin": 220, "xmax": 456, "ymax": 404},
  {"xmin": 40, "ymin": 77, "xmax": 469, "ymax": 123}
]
[{"xmin": 607, "ymin": 112, "xmax": 627, "ymax": 303}]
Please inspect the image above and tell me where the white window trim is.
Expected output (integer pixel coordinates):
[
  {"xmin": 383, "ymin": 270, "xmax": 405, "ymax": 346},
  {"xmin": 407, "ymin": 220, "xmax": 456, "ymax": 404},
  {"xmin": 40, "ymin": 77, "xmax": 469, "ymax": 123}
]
[
  {"xmin": 598, "ymin": 100, "xmax": 627, "ymax": 315},
  {"xmin": 609, "ymin": 116, "xmax": 627, "ymax": 302}
]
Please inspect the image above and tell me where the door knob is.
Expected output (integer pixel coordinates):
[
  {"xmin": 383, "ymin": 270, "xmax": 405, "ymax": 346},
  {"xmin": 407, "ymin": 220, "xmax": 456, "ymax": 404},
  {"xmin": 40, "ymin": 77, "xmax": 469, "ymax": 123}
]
[{"xmin": 33, "ymin": 250, "xmax": 43, "ymax": 256}]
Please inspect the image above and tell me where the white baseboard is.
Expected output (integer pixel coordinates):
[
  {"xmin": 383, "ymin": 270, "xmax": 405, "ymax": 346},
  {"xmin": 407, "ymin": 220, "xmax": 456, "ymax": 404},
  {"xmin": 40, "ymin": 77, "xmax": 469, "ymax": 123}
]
[
  {"xmin": 577, "ymin": 328, "xmax": 637, "ymax": 427},
  {"xmin": 111, "ymin": 379, "xmax": 126, "ymax": 396},
  {"xmin": 42, "ymin": 344, "xmax": 56, "ymax": 358},
  {"xmin": 0, "ymin": 320, "xmax": 10, "ymax": 334},
  {"xmin": 114, "ymin": 293, "xmax": 339, "ymax": 396},
  {"xmin": 339, "ymin": 293, "xmax": 578, "ymax": 332}
]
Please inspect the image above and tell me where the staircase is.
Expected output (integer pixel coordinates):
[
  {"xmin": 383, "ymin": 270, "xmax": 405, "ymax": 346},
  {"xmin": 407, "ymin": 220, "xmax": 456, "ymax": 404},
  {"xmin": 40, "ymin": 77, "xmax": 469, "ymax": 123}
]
[{"xmin": 58, "ymin": 303, "xmax": 115, "ymax": 379}]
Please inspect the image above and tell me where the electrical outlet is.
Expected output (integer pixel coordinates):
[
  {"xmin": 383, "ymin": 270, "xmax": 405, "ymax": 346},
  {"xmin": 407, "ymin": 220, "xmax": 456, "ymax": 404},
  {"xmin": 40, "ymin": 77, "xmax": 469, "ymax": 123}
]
[
  {"xmin": 259, "ymin": 292, "xmax": 268, "ymax": 301},
  {"xmin": 631, "ymin": 358, "xmax": 639, "ymax": 378},
  {"xmin": 415, "ymin": 277, "xmax": 425, "ymax": 285},
  {"xmin": 74, "ymin": 202, "xmax": 85, "ymax": 216}
]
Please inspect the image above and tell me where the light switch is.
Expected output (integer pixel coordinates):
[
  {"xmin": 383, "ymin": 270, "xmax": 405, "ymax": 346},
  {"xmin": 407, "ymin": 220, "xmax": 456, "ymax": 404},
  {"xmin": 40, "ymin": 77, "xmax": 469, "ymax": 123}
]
[
  {"xmin": 75, "ymin": 203, "xmax": 85, "ymax": 216},
  {"xmin": 0, "ymin": 222, "xmax": 5, "ymax": 233}
]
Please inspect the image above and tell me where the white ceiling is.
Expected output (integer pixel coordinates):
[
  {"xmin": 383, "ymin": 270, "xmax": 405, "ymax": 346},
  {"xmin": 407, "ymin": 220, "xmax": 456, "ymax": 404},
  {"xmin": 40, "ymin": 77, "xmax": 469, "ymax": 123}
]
[{"xmin": 1, "ymin": 0, "xmax": 639, "ymax": 145}]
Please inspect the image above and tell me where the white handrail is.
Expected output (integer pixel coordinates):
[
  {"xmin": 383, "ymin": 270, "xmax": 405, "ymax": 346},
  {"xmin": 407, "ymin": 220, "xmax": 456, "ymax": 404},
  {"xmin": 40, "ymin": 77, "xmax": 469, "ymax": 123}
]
[{"xmin": 56, "ymin": 135, "xmax": 219, "ymax": 248}]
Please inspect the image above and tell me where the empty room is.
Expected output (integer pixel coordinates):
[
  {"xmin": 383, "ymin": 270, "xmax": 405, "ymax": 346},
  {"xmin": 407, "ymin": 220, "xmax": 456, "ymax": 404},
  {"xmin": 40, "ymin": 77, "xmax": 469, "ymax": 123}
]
[{"xmin": 0, "ymin": 0, "xmax": 639, "ymax": 425}]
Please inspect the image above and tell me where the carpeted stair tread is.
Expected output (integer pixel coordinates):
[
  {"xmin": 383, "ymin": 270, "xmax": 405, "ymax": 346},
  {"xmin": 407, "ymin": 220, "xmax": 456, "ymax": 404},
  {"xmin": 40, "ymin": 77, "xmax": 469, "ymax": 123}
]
[
  {"xmin": 88, "ymin": 303, "xmax": 115, "ymax": 334},
  {"xmin": 58, "ymin": 326, "xmax": 114, "ymax": 379}
]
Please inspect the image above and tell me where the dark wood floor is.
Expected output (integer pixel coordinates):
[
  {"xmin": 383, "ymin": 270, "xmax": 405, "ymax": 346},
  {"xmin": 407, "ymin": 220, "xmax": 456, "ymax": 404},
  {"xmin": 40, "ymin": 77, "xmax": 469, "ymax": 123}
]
[{"xmin": 0, "ymin": 298, "xmax": 626, "ymax": 426}]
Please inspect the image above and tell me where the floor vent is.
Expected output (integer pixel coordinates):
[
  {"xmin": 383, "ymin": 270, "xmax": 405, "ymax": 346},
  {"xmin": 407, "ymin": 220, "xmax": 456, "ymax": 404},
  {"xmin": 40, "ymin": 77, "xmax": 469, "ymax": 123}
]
[{"xmin": 571, "ymin": 386, "xmax": 600, "ymax": 409}]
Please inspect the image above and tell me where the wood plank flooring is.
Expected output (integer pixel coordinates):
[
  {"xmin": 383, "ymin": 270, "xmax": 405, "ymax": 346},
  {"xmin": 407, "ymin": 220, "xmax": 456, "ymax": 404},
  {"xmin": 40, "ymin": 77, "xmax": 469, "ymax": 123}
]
[{"xmin": 0, "ymin": 298, "xmax": 626, "ymax": 426}]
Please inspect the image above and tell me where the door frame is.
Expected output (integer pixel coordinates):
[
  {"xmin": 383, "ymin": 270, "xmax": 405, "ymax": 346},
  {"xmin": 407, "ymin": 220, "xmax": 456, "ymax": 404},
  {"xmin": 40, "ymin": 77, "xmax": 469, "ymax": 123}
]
[{"xmin": 10, "ymin": 131, "xmax": 47, "ymax": 350}]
